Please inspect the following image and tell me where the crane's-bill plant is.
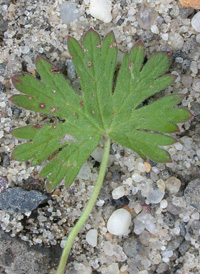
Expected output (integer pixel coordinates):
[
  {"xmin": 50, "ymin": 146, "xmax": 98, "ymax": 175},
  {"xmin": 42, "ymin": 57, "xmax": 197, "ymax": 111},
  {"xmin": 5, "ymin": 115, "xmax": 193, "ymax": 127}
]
[{"xmin": 10, "ymin": 29, "xmax": 191, "ymax": 273}]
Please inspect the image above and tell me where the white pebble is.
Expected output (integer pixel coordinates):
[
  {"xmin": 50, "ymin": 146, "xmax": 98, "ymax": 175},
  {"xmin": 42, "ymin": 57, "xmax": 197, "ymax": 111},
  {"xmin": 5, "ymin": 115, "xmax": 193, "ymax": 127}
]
[
  {"xmin": 191, "ymin": 11, "xmax": 200, "ymax": 32},
  {"xmin": 112, "ymin": 186, "xmax": 125, "ymax": 200},
  {"xmin": 146, "ymin": 189, "xmax": 165, "ymax": 204},
  {"xmin": 132, "ymin": 173, "xmax": 144, "ymax": 182},
  {"xmin": 183, "ymin": 215, "xmax": 190, "ymax": 222},
  {"xmin": 151, "ymin": 25, "xmax": 159, "ymax": 34},
  {"xmin": 192, "ymin": 78, "xmax": 200, "ymax": 92},
  {"xmin": 60, "ymin": 2, "xmax": 80, "ymax": 23},
  {"xmin": 160, "ymin": 199, "xmax": 168, "ymax": 209},
  {"xmin": 86, "ymin": 229, "xmax": 98, "ymax": 247},
  {"xmin": 89, "ymin": 0, "xmax": 112, "ymax": 23},
  {"xmin": 107, "ymin": 209, "xmax": 131, "ymax": 236},
  {"xmin": 191, "ymin": 212, "xmax": 199, "ymax": 220},
  {"xmin": 165, "ymin": 177, "xmax": 181, "ymax": 194},
  {"xmin": 137, "ymin": 162, "xmax": 146, "ymax": 172}
]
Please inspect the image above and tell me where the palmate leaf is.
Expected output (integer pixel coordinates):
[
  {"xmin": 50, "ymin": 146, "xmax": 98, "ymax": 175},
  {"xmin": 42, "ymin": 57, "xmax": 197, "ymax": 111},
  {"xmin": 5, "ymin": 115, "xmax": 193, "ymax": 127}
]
[{"xmin": 10, "ymin": 29, "xmax": 191, "ymax": 191}]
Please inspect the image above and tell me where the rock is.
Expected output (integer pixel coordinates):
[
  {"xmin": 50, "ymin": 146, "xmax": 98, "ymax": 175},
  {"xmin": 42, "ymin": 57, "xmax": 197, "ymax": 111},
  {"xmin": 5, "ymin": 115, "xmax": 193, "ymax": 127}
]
[
  {"xmin": 163, "ymin": 212, "xmax": 175, "ymax": 228},
  {"xmin": 0, "ymin": 187, "xmax": 47, "ymax": 213},
  {"xmin": 191, "ymin": 11, "xmax": 200, "ymax": 32},
  {"xmin": 137, "ymin": 5, "xmax": 158, "ymax": 30},
  {"xmin": 107, "ymin": 208, "xmax": 131, "ymax": 235},
  {"xmin": 165, "ymin": 176, "xmax": 181, "ymax": 194},
  {"xmin": 146, "ymin": 189, "xmax": 165, "ymax": 204},
  {"xmin": 156, "ymin": 262, "xmax": 169, "ymax": 273},
  {"xmin": 66, "ymin": 59, "xmax": 76, "ymax": 81},
  {"xmin": 112, "ymin": 186, "xmax": 125, "ymax": 200},
  {"xmin": 86, "ymin": 229, "xmax": 98, "ymax": 247},
  {"xmin": 134, "ymin": 213, "xmax": 156, "ymax": 235},
  {"xmin": 179, "ymin": 0, "xmax": 200, "ymax": 9},
  {"xmin": 0, "ymin": 176, "xmax": 8, "ymax": 194},
  {"xmin": 192, "ymin": 78, "xmax": 200, "ymax": 92},
  {"xmin": 184, "ymin": 179, "xmax": 200, "ymax": 210},
  {"xmin": 111, "ymin": 196, "xmax": 129, "ymax": 208},
  {"xmin": 179, "ymin": 240, "xmax": 190, "ymax": 255},
  {"xmin": 89, "ymin": 0, "xmax": 112, "ymax": 23},
  {"xmin": 169, "ymin": 33, "xmax": 184, "ymax": 49},
  {"xmin": 77, "ymin": 161, "xmax": 91, "ymax": 180},
  {"xmin": 123, "ymin": 236, "xmax": 141, "ymax": 258},
  {"xmin": 60, "ymin": 2, "xmax": 80, "ymax": 23}
]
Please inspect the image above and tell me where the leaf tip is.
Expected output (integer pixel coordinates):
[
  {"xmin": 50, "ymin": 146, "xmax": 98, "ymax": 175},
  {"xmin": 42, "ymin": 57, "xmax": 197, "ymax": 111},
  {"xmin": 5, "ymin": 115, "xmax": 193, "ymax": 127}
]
[{"xmin": 11, "ymin": 75, "xmax": 22, "ymax": 86}]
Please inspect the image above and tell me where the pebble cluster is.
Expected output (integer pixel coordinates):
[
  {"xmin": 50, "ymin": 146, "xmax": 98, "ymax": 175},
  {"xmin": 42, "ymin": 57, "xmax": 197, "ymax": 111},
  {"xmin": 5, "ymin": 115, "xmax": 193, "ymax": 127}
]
[{"xmin": 0, "ymin": 0, "xmax": 200, "ymax": 273}]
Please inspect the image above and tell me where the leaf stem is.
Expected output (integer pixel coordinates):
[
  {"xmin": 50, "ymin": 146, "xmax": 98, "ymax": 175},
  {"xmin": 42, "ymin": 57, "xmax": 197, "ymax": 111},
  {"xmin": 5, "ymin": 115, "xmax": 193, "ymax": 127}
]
[{"xmin": 56, "ymin": 137, "xmax": 111, "ymax": 274}]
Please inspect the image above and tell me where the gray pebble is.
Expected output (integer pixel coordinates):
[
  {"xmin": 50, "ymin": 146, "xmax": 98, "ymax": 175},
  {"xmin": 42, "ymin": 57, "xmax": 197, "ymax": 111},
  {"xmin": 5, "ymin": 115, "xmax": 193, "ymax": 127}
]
[
  {"xmin": 156, "ymin": 262, "xmax": 169, "ymax": 273},
  {"xmin": 184, "ymin": 179, "xmax": 200, "ymax": 210},
  {"xmin": 179, "ymin": 241, "xmax": 190, "ymax": 255},
  {"xmin": 167, "ymin": 236, "xmax": 184, "ymax": 251},
  {"xmin": 163, "ymin": 212, "xmax": 175, "ymax": 228},
  {"xmin": 66, "ymin": 59, "xmax": 77, "ymax": 81},
  {"xmin": 2, "ymin": 155, "xmax": 10, "ymax": 167},
  {"xmin": 0, "ymin": 84, "xmax": 6, "ymax": 93},
  {"xmin": 179, "ymin": 223, "xmax": 187, "ymax": 237},
  {"xmin": 123, "ymin": 236, "xmax": 141, "ymax": 258},
  {"xmin": 0, "ymin": 176, "xmax": 8, "ymax": 194},
  {"xmin": 0, "ymin": 187, "xmax": 47, "ymax": 213}
]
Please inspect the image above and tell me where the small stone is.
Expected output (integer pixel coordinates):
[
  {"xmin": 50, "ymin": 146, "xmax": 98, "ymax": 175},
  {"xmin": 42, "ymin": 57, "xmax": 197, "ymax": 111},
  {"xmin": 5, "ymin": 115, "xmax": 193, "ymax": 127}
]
[
  {"xmin": 0, "ymin": 176, "xmax": 8, "ymax": 194},
  {"xmin": 156, "ymin": 263, "xmax": 168, "ymax": 273},
  {"xmin": 86, "ymin": 229, "xmax": 98, "ymax": 247},
  {"xmin": 107, "ymin": 208, "xmax": 131, "ymax": 235},
  {"xmin": 134, "ymin": 213, "xmax": 156, "ymax": 235},
  {"xmin": 138, "ymin": 230, "xmax": 150, "ymax": 246},
  {"xmin": 112, "ymin": 186, "xmax": 125, "ymax": 200},
  {"xmin": 179, "ymin": 241, "xmax": 190, "ymax": 255},
  {"xmin": 156, "ymin": 179, "xmax": 166, "ymax": 191},
  {"xmin": 0, "ymin": 187, "xmax": 47, "ymax": 213},
  {"xmin": 192, "ymin": 78, "xmax": 200, "ymax": 92},
  {"xmin": 146, "ymin": 189, "xmax": 165, "ymax": 204},
  {"xmin": 165, "ymin": 177, "xmax": 181, "ymax": 194},
  {"xmin": 163, "ymin": 212, "xmax": 175, "ymax": 228},
  {"xmin": 103, "ymin": 241, "xmax": 114, "ymax": 256},
  {"xmin": 66, "ymin": 59, "xmax": 76, "ymax": 80},
  {"xmin": 137, "ymin": 162, "xmax": 146, "ymax": 173},
  {"xmin": 169, "ymin": 33, "xmax": 184, "ymax": 49},
  {"xmin": 60, "ymin": 2, "xmax": 80, "ymax": 23},
  {"xmin": 184, "ymin": 179, "xmax": 200, "ymax": 210},
  {"xmin": 191, "ymin": 212, "xmax": 199, "ymax": 220},
  {"xmin": 137, "ymin": 5, "xmax": 158, "ymax": 30},
  {"xmin": 144, "ymin": 162, "xmax": 151, "ymax": 172},
  {"xmin": 123, "ymin": 236, "xmax": 141, "ymax": 258},
  {"xmin": 151, "ymin": 25, "xmax": 159, "ymax": 34},
  {"xmin": 160, "ymin": 199, "xmax": 168, "ymax": 209},
  {"xmin": 132, "ymin": 173, "xmax": 144, "ymax": 183},
  {"xmin": 89, "ymin": 0, "xmax": 112, "ymax": 23},
  {"xmin": 191, "ymin": 11, "xmax": 200, "ymax": 32}
]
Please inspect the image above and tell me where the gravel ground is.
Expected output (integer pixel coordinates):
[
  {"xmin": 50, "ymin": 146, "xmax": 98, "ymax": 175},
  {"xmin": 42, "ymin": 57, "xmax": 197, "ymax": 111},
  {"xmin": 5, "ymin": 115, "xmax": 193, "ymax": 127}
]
[{"xmin": 0, "ymin": 1, "xmax": 200, "ymax": 274}]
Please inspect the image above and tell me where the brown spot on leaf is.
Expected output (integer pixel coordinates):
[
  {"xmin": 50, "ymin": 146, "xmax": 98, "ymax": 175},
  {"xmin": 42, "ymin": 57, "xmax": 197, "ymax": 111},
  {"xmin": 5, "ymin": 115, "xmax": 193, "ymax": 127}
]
[
  {"xmin": 87, "ymin": 61, "xmax": 92, "ymax": 68},
  {"xmin": 74, "ymin": 113, "xmax": 78, "ymax": 119},
  {"xmin": 92, "ymin": 94, "xmax": 95, "ymax": 97},
  {"xmin": 50, "ymin": 107, "xmax": 56, "ymax": 113},
  {"xmin": 39, "ymin": 103, "xmax": 46, "ymax": 109},
  {"xmin": 91, "ymin": 110, "xmax": 95, "ymax": 114},
  {"xmin": 34, "ymin": 125, "xmax": 42, "ymax": 129},
  {"xmin": 28, "ymin": 96, "xmax": 33, "ymax": 100},
  {"xmin": 50, "ymin": 67, "xmax": 60, "ymax": 74},
  {"xmin": 109, "ymin": 42, "xmax": 117, "ymax": 48},
  {"xmin": 128, "ymin": 62, "xmax": 134, "ymax": 70}
]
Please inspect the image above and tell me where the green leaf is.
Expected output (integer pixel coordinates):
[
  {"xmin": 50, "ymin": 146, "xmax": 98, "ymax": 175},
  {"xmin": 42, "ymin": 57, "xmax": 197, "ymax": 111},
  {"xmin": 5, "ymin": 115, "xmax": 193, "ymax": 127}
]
[{"xmin": 10, "ymin": 29, "xmax": 192, "ymax": 191}]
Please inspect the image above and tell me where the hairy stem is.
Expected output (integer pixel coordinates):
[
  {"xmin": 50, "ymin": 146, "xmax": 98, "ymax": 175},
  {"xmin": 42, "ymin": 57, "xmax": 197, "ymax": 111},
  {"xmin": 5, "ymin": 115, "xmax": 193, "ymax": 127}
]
[{"xmin": 56, "ymin": 137, "xmax": 111, "ymax": 274}]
